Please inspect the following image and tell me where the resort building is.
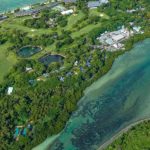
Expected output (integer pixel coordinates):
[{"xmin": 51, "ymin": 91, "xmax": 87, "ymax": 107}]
[
  {"xmin": 96, "ymin": 26, "xmax": 132, "ymax": 51},
  {"xmin": 96, "ymin": 25, "xmax": 143, "ymax": 51},
  {"xmin": 15, "ymin": 2, "xmax": 59, "ymax": 17}
]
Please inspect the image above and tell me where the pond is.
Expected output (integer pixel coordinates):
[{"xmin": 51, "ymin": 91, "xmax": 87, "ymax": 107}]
[
  {"xmin": 18, "ymin": 46, "xmax": 42, "ymax": 58},
  {"xmin": 39, "ymin": 54, "xmax": 64, "ymax": 66}
]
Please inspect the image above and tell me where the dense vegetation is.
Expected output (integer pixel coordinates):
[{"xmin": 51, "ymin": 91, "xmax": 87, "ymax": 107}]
[
  {"xmin": 0, "ymin": 0, "xmax": 150, "ymax": 149},
  {"xmin": 106, "ymin": 120, "xmax": 150, "ymax": 150},
  {"xmin": 24, "ymin": 11, "xmax": 68, "ymax": 28}
]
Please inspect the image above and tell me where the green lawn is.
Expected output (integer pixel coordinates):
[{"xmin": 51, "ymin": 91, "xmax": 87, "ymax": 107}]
[
  {"xmin": 0, "ymin": 10, "xmax": 108, "ymax": 82},
  {"xmin": 1, "ymin": 19, "xmax": 55, "ymax": 36},
  {"xmin": 0, "ymin": 43, "xmax": 18, "ymax": 83},
  {"xmin": 66, "ymin": 11, "xmax": 85, "ymax": 29},
  {"xmin": 1, "ymin": 10, "xmax": 104, "ymax": 38},
  {"xmin": 72, "ymin": 23, "xmax": 101, "ymax": 38},
  {"xmin": 89, "ymin": 9, "xmax": 110, "ymax": 19}
]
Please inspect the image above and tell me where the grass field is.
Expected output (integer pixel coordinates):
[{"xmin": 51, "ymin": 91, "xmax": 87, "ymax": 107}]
[
  {"xmin": 0, "ymin": 43, "xmax": 18, "ymax": 82},
  {"xmin": 0, "ymin": 9, "xmax": 108, "ymax": 82},
  {"xmin": 1, "ymin": 10, "xmax": 106, "ymax": 38},
  {"xmin": 89, "ymin": 9, "xmax": 109, "ymax": 19}
]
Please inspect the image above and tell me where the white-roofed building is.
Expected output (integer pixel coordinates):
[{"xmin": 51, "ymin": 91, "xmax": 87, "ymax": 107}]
[
  {"xmin": 96, "ymin": 25, "xmax": 135, "ymax": 51},
  {"xmin": 112, "ymin": 34, "xmax": 125, "ymax": 42},
  {"xmin": 133, "ymin": 26, "xmax": 141, "ymax": 33},
  {"xmin": 61, "ymin": 9, "xmax": 74, "ymax": 15},
  {"xmin": 105, "ymin": 38, "xmax": 114, "ymax": 45},
  {"xmin": 74, "ymin": 60, "xmax": 78, "ymax": 66},
  {"xmin": 7, "ymin": 87, "xmax": 13, "ymax": 95},
  {"xmin": 26, "ymin": 67, "xmax": 33, "ymax": 72}
]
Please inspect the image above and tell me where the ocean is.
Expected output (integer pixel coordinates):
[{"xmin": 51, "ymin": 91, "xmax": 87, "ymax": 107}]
[{"xmin": 0, "ymin": 0, "xmax": 46, "ymax": 13}]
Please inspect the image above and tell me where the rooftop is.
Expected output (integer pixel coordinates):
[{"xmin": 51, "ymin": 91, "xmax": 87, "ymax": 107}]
[
  {"xmin": 7, "ymin": 87, "xmax": 13, "ymax": 95},
  {"xmin": 88, "ymin": 0, "xmax": 108, "ymax": 8},
  {"xmin": 63, "ymin": 0, "xmax": 77, "ymax": 3}
]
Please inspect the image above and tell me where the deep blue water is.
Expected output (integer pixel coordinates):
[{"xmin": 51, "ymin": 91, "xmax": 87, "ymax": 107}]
[
  {"xmin": 39, "ymin": 54, "xmax": 64, "ymax": 66},
  {"xmin": 46, "ymin": 39, "xmax": 150, "ymax": 150}
]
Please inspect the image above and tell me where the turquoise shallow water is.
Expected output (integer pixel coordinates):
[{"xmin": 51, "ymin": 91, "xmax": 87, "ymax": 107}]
[
  {"xmin": 18, "ymin": 46, "xmax": 42, "ymax": 57},
  {"xmin": 0, "ymin": 0, "xmax": 46, "ymax": 13},
  {"xmin": 44, "ymin": 39, "xmax": 150, "ymax": 150}
]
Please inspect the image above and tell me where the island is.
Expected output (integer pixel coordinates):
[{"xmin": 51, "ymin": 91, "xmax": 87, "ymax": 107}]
[{"xmin": 0, "ymin": 0, "xmax": 150, "ymax": 149}]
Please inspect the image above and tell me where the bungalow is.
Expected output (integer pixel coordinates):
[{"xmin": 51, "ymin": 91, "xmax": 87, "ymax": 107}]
[
  {"xmin": 59, "ymin": 76, "xmax": 65, "ymax": 82},
  {"xmin": 25, "ymin": 67, "xmax": 33, "ymax": 72},
  {"xmin": 133, "ymin": 26, "xmax": 142, "ymax": 33},
  {"xmin": 61, "ymin": 9, "xmax": 74, "ymax": 15},
  {"xmin": 88, "ymin": 0, "xmax": 108, "ymax": 9},
  {"xmin": 74, "ymin": 60, "xmax": 78, "ymax": 66},
  {"xmin": 7, "ymin": 87, "xmax": 13, "ymax": 95}
]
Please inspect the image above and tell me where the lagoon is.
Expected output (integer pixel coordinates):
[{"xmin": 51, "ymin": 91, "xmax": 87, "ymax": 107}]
[{"xmin": 34, "ymin": 38, "xmax": 150, "ymax": 150}]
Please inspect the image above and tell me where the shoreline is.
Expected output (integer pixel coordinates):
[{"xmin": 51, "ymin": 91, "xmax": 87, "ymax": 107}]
[
  {"xmin": 98, "ymin": 118, "xmax": 150, "ymax": 150},
  {"xmin": 0, "ymin": 0, "xmax": 149, "ymax": 148},
  {"xmin": 0, "ymin": 0, "xmax": 48, "ymax": 14},
  {"xmin": 33, "ymin": 38, "xmax": 150, "ymax": 150}
]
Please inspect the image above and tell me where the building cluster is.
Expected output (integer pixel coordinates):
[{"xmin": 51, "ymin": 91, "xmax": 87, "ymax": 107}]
[
  {"xmin": 61, "ymin": 0, "xmax": 108, "ymax": 9},
  {"xmin": 96, "ymin": 26, "xmax": 143, "ymax": 51},
  {"xmin": 14, "ymin": 2, "xmax": 59, "ymax": 17},
  {"xmin": 13, "ymin": 0, "xmax": 109, "ymax": 17}
]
